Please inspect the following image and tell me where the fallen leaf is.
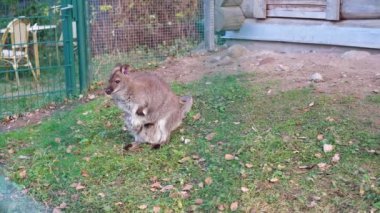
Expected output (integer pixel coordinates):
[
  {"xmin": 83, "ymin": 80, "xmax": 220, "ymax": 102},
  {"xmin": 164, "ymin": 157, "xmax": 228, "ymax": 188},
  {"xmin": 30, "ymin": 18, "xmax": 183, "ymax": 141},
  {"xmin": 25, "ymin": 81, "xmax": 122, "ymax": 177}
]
[
  {"xmin": 178, "ymin": 156, "xmax": 191, "ymax": 163},
  {"xmin": 323, "ymin": 144, "xmax": 334, "ymax": 153},
  {"xmin": 307, "ymin": 200, "xmax": 317, "ymax": 208},
  {"xmin": 66, "ymin": 145, "xmax": 74, "ymax": 153},
  {"xmin": 218, "ymin": 204, "xmax": 225, "ymax": 211},
  {"xmin": 105, "ymin": 121, "xmax": 112, "ymax": 128},
  {"xmin": 205, "ymin": 177, "xmax": 213, "ymax": 185},
  {"xmin": 81, "ymin": 170, "xmax": 89, "ymax": 177},
  {"xmin": 298, "ymin": 165, "xmax": 315, "ymax": 170},
  {"xmin": 317, "ymin": 134, "xmax": 324, "ymax": 141},
  {"xmin": 150, "ymin": 176, "xmax": 158, "ymax": 182},
  {"xmin": 54, "ymin": 138, "xmax": 61, "ymax": 143},
  {"xmin": 70, "ymin": 182, "xmax": 86, "ymax": 191},
  {"xmin": 317, "ymin": 163, "xmax": 331, "ymax": 171},
  {"xmin": 359, "ymin": 184, "xmax": 365, "ymax": 196},
  {"xmin": 224, "ymin": 154, "xmax": 234, "ymax": 160},
  {"xmin": 52, "ymin": 208, "xmax": 62, "ymax": 213},
  {"xmin": 325, "ymin": 116, "xmax": 335, "ymax": 122},
  {"xmin": 98, "ymin": 192, "xmax": 105, "ymax": 198},
  {"xmin": 114, "ymin": 202, "xmax": 123, "ymax": 206},
  {"xmin": 83, "ymin": 157, "xmax": 90, "ymax": 162},
  {"xmin": 198, "ymin": 182, "xmax": 204, "ymax": 188},
  {"xmin": 195, "ymin": 198, "xmax": 203, "ymax": 205},
  {"xmin": 19, "ymin": 169, "xmax": 27, "ymax": 179},
  {"xmin": 153, "ymin": 206, "xmax": 161, "ymax": 213},
  {"xmin": 192, "ymin": 113, "xmax": 201, "ymax": 121},
  {"xmin": 230, "ymin": 201, "xmax": 239, "ymax": 211},
  {"xmin": 331, "ymin": 153, "xmax": 340, "ymax": 163},
  {"xmin": 245, "ymin": 163, "xmax": 253, "ymax": 168},
  {"xmin": 241, "ymin": 187, "xmax": 249, "ymax": 192},
  {"xmin": 205, "ymin": 132, "xmax": 216, "ymax": 141},
  {"xmin": 151, "ymin": 182, "xmax": 162, "ymax": 189},
  {"xmin": 314, "ymin": 153, "xmax": 323, "ymax": 158},
  {"xmin": 160, "ymin": 185, "xmax": 174, "ymax": 192},
  {"xmin": 77, "ymin": 120, "xmax": 84, "ymax": 125},
  {"xmin": 309, "ymin": 102, "xmax": 315, "ymax": 107},
  {"xmin": 8, "ymin": 149, "xmax": 14, "ymax": 154},
  {"xmin": 269, "ymin": 177, "xmax": 279, "ymax": 183},
  {"xmin": 88, "ymin": 94, "xmax": 96, "ymax": 100},
  {"xmin": 138, "ymin": 204, "xmax": 147, "ymax": 210},
  {"xmin": 182, "ymin": 184, "xmax": 193, "ymax": 191}
]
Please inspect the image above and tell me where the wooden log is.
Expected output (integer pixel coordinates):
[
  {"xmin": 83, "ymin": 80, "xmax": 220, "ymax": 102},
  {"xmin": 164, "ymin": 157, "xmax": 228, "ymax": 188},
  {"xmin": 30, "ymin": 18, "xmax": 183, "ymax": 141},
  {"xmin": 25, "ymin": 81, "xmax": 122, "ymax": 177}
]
[
  {"xmin": 326, "ymin": 0, "xmax": 340, "ymax": 20},
  {"xmin": 341, "ymin": 0, "xmax": 380, "ymax": 19},
  {"xmin": 215, "ymin": 7, "xmax": 245, "ymax": 31},
  {"xmin": 253, "ymin": 0, "xmax": 267, "ymax": 19},
  {"xmin": 267, "ymin": 0, "xmax": 326, "ymax": 5},
  {"xmin": 240, "ymin": 0, "xmax": 254, "ymax": 18},
  {"xmin": 224, "ymin": 18, "xmax": 380, "ymax": 49},
  {"xmin": 216, "ymin": 0, "xmax": 243, "ymax": 7},
  {"xmin": 267, "ymin": 10, "xmax": 325, "ymax": 19}
]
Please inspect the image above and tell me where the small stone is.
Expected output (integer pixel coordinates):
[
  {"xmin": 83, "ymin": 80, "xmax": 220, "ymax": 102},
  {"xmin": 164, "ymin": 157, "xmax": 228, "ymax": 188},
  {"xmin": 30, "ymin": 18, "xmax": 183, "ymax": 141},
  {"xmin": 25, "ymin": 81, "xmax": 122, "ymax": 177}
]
[
  {"xmin": 226, "ymin": 44, "xmax": 250, "ymax": 59},
  {"xmin": 310, "ymin": 73, "xmax": 323, "ymax": 82}
]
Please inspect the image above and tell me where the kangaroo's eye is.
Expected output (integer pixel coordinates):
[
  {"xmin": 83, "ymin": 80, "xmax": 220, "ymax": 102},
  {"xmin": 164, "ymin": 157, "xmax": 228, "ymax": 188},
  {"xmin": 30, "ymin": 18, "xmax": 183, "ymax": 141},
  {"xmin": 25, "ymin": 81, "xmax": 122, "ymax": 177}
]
[{"xmin": 115, "ymin": 80, "xmax": 120, "ymax": 84}]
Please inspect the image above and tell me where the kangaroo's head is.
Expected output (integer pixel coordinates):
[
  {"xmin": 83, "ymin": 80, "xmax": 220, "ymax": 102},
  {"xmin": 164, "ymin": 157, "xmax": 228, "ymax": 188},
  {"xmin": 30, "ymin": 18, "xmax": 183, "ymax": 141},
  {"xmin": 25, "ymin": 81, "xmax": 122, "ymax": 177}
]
[{"xmin": 105, "ymin": 64, "xmax": 130, "ymax": 95}]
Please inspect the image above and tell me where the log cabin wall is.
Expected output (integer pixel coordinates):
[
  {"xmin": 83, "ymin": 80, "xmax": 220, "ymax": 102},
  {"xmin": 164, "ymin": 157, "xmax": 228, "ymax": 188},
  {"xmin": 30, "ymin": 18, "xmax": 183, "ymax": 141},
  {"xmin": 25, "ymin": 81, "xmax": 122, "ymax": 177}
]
[{"xmin": 216, "ymin": 0, "xmax": 380, "ymax": 49}]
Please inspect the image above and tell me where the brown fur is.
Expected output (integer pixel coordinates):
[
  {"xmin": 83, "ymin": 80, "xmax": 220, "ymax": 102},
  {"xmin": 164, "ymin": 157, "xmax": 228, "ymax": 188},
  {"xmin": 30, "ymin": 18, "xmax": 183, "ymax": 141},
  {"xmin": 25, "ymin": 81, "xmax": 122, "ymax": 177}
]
[{"xmin": 105, "ymin": 64, "xmax": 193, "ymax": 146}]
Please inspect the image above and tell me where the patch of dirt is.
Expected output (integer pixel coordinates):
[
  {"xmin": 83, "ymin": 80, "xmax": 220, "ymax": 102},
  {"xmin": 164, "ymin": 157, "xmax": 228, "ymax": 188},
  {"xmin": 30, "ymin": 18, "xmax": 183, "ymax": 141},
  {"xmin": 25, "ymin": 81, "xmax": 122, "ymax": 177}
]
[
  {"xmin": 2, "ymin": 45, "xmax": 379, "ymax": 131},
  {"xmin": 155, "ymin": 47, "xmax": 380, "ymax": 99}
]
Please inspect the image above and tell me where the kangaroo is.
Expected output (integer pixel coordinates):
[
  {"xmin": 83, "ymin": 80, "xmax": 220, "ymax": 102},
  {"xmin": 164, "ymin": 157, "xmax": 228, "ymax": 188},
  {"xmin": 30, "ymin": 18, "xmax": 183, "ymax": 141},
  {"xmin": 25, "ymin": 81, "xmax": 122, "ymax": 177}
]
[{"xmin": 105, "ymin": 64, "xmax": 193, "ymax": 148}]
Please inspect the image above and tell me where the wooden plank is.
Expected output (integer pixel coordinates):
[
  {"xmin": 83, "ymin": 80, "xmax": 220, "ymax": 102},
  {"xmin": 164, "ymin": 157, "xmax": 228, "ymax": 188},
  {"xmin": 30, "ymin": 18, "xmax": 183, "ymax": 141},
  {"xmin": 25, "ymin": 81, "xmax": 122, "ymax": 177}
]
[
  {"xmin": 267, "ymin": 9, "xmax": 326, "ymax": 19},
  {"xmin": 216, "ymin": 0, "xmax": 243, "ymax": 7},
  {"xmin": 215, "ymin": 7, "xmax": 245, "ymax": 31},
  {"xmin": 253, "ymin": 0, "xmax": 267, "ymax": 18},
  {"xmin": 342, "ymin": 0, "xmax": 380, "ymax": 19},
  {"xmin": 240, "ymin": 0, "xmax": 254, "ymax": 18},
  {"xmin": 267, "ymin": 5, "xmax": 325, "ymax": 12},
  {"xmin": 326, "ymin": 0, "xmax": 340, "ymax": 20},
  {"xmin": 224, "ymin": 18, "xmax": 380, "ymax": 49},
  {"xmin": 267, "ymin": 0, "xmax": 326, "ymax": 5}
]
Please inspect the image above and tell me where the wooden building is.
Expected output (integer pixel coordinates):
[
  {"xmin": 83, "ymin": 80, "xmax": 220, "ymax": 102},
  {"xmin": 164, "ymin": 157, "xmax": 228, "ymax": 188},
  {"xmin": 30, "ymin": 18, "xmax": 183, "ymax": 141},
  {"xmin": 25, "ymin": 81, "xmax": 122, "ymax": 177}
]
[{"xmin": 215, "ymin": 0, "xmax": 380, "ymax": 49}]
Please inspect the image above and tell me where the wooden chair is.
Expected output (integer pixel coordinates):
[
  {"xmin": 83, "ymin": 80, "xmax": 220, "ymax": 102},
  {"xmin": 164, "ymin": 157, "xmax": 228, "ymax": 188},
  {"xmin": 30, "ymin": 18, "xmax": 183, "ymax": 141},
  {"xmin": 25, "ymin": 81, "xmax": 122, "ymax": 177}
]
[{"xmin": 0, "ymin": 18, "xmax": 37, "ymax": 86}]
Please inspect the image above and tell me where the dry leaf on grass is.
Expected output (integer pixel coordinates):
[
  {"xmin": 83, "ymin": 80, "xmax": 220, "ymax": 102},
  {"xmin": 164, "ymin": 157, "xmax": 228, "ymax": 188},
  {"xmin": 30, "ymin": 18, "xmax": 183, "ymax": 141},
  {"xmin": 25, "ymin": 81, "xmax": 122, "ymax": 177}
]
[
  {"xmin": 205, "ymin": 132, "xmax": 216, "ymax": 141},
  {"xmin": 323, "ymin": 144, "xmax": 334, "ymax": 153},
  {"xmin": 153, "ymin": 206, "xmax": 161, "ymax": 213},
  {"xmin": 70, "ymin": 182, "xmax": 86, "ymax": 191},
  {"xmin": 76, "ymin": 120, "xmax": 84, "ymax": 125},
  {"xmin": 160, "ymin": 185, "xmax": 174, "ymax": 192},
  {"xmin": 218, "ymin": 204, "xmax": 225, "ymax": 211},
  {"xmin": 331, "ymin": 153, "xmax": 340, "ymax": 163},
  {"xmin": 269, "ymin": 177, "xmax": 279, "ymax": 183},
  {"xmin": 314, "ymin": 153, "xmax": 323, "ymax": 158},
  {"xmin": 178, "ymin": 156, "xmax": 191, "ymax": 163},
  {"xmin": 54, "ymin": 138, "xmax": 61, "ymax": 143},
  {"xmin": 205, "ymin": 177, "xmax": 213, "ymax": 185},
  {"xmin": 195, "ymin": 198, "xmax": 203, "ymax": 205},
  {"xmin": 81, "ymin": 170, "xmax": 89, "ymax": 177},
  {"xmin": 317, "ymin": 163, "xmax": 331, "ymax": 171},
  {"xmin": 230, "ymin": 201, "xmax": 239, "ymax": 211},
  {"xmin": 317, "ymin": 134, "xmax": 324, "ymax": 141},
  {"xmin": 192, "ymin": 113, "xmax": 201, "ymax": 121},
  {"xmin": 241, "ymin": 187, "xmax": 249, "ymax": 192},
  {"xmin": 98, "ymin": 192, "xmax": 105, "ymax": 198},
  {"xmin": 245, "ymin": 163, "xmax": 253, "ymax": 168},
  {"xmin": 138, "ymin": 204, "xmax": 147, "ymax": 210},
  {"xmin": 224, "ymin": 154, "xmax": 234, "ymax": 160},
  {"xmin": 182, "ymin": 184, "xmax": 193, "ymax": 191},
  {"xmin": 19, "ymin": 169, "xmax": 27, "ymax": 179}
]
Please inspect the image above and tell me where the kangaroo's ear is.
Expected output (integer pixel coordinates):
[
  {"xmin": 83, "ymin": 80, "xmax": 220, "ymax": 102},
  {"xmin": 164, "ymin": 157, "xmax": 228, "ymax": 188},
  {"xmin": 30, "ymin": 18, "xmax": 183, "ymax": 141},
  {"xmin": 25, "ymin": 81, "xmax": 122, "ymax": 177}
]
[{"xmin": 121, "ymin": 64, "xmax": 130, "ymax": 75}]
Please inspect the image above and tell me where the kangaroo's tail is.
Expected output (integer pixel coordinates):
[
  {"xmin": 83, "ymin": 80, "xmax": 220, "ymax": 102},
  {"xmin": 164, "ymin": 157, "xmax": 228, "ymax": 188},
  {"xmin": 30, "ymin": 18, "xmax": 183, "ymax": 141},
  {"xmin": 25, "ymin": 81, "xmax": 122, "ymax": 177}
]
[{"xmin": 179, "ymin": 95, "xmax": 193, "ymax": 119}]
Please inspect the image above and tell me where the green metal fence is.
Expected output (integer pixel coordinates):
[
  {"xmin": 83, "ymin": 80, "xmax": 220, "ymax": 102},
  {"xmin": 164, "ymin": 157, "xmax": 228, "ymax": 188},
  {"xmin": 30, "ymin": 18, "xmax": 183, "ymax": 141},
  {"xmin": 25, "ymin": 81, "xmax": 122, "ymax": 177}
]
[
  {"xmin": 1, "ymin": 0, "xmax": 204, "ymax": 117},
  {"xmin": 0, "ymin": 0, "xmax": 89, "ymax": 117}
]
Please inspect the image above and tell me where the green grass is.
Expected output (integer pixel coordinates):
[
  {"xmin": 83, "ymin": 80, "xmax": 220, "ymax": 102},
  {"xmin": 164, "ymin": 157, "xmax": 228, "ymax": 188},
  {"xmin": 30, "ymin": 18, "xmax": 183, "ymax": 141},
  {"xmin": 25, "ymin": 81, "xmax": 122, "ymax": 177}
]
[{"xmin": 0, "ymin": 74, "xmax": 379, "ymax": 212}]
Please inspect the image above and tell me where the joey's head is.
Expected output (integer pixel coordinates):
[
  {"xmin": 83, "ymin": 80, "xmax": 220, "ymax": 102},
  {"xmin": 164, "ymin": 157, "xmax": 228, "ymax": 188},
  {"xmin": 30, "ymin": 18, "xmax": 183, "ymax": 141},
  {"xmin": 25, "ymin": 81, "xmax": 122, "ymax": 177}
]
[{"xmin": 105, "ymin": 64, "xmax": 130, "ymax": 95}]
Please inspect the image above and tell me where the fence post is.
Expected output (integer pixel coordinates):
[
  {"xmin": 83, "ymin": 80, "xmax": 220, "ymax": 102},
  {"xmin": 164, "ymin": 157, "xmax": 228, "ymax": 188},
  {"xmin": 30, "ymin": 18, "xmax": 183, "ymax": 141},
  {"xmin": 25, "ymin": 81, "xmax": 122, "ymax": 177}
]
[
  {"xmin": 204, "ymin": 0, "xmax": 216, "ymax": 51},
  {"xmin": 74, "ymin": 0, "xmax": 89, "ymax": 93},
  {"xmin": 61, "ymin": 0, "xmax": 76, "ymax": 96}
]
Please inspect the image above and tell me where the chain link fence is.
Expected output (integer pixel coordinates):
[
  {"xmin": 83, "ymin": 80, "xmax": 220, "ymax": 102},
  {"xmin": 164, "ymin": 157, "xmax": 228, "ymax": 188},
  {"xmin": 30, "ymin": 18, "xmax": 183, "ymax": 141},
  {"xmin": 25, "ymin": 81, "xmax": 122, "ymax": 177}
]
[
  {"xmin": 1, "ymin": 0, "xmax": 207, "ymax": 117},
  {"xmin": 88, "ymin": 0, "xmax": 205, "ymax": 81},
  {"xmin": 0, "ymin": 0, "xmax": 69, "ymax": 117}
]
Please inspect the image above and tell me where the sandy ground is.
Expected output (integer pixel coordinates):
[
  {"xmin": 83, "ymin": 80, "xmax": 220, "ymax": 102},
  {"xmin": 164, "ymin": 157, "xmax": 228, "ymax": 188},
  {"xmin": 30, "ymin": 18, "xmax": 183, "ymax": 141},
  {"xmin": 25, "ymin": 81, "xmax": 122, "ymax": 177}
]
[{"xmin": 1, "ymin": 45, "xmax": 379, "ymax": 131}]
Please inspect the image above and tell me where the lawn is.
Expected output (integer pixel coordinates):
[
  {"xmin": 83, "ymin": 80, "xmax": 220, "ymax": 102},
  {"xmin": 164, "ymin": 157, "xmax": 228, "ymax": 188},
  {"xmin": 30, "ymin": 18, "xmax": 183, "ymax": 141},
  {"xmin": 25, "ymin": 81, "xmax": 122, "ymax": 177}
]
[{"xmin": 0, "ymin": 74, "xmax": 379, "ymax": 212}]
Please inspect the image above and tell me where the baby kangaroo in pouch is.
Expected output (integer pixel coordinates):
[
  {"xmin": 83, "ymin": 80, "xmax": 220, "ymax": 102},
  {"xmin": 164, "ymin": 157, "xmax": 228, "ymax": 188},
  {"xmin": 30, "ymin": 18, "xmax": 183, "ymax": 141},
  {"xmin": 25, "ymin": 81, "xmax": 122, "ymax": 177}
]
[{"xmin": 105, "ymin": 64, "xmax": 193, "ymax": 149}]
